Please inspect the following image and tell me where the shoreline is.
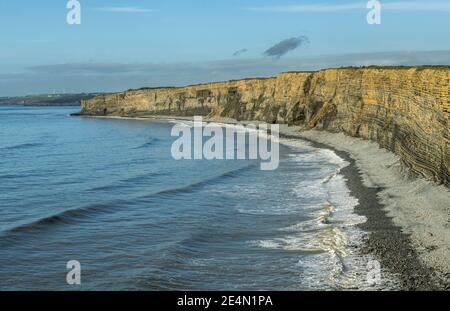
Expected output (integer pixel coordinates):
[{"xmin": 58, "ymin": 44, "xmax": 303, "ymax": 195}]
[
  {"xmin": 297, "ymin": 130, "xmax": 449, "ymax": 290},
  {"xmin": 74, "ymin": 114, "xmax": 449, "ymax": 290},
  {"xmin": 297, "ymin": 137, "xmax": 443, "ymax": 290}
]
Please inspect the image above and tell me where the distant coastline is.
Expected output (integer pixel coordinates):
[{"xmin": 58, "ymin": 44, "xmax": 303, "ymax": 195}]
[{"xmin": 0, "ymin": 93, "xmax": 99, "ymax": 106}]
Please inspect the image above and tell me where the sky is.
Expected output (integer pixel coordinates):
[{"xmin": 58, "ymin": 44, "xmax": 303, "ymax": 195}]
[{"xmin": 0, "ymin": 0, "xmax": 450, "ymax": 96}]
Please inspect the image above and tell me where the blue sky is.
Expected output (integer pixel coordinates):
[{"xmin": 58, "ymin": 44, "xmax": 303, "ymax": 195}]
[{"xmin": 1, "ymin": 0, "xmax": 450, "ymax": 96}]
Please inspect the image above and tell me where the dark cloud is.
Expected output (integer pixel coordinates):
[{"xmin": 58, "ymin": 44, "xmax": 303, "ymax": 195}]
[
  {"xmin": 264, "ymin": 36, "xmax": 309, "ymax": 58},
  {"xmin": 1, "ymin": 51, "xmax": 450, "ymax": 96},
  {"xmin": 233, "ymin": 49, "xmax": 248, "ymax": 57}
]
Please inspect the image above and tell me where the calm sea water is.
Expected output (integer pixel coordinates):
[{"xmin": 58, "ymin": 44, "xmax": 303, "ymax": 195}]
[{"xmin": 0, "ymin": 105, "xmax": 377, "ymax": 290}]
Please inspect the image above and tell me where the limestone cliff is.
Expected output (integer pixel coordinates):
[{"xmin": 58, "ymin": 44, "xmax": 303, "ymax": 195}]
[{"xmin": 80, "ymin": 67, "xmax": 450, "ymax": 186}]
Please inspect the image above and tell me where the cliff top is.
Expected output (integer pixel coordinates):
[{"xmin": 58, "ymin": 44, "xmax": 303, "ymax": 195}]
[{"xmin": 126, "ymin": 65, "xmax": 450, "ymax": 93}]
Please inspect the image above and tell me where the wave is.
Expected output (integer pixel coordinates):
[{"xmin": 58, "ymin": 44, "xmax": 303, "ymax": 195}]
[
  {"xmin": 0, "ymin": 142, "xmax": 43, "ymax": 151},
  {"xmin": 139, "ymin": 163, "xmax": 256, "ymax": 199},
  {"xmin": 0, "ymin": 169, "xmax": 53, "ymax": 181},
  {"xmin": 321, "ymin": 170, "xmax": 339, "ymax": 185},
  {"xmin": 133, "ymin": 138, "xmax": 161, "ymax": 149},
  {"xmin": 253, "ymin": 149, "xmax": 371, "ymax": 289},
  {"xmin": 281, "ymin": 137, "xmax": 348, "ymax": 168},
  {"xmin": 89, "ymin": 171, "xmax": 168, "ymax": 191},
  {"xmin": 0, "ymin": 173, "xmax": 22, "ymax": 180},
  {"xmin": 0, "ymin": 164, "xmax": 256, "ymax": 242},
  {"xmin": 0, "ymin": 202, "xmax": 113, "ymax": 240},
  {"xmin": 280, "ymin": 201, "xmax": 335, "ymax": 232},
  {"xmin": 90, "ymin": 162, "xmax": 253, "ymax": 193}
]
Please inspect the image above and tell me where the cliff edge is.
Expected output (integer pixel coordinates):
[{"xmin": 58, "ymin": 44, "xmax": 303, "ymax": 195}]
[{"xmin": 80, "ymin": 67, "xmax": 449, "ymax": 186}]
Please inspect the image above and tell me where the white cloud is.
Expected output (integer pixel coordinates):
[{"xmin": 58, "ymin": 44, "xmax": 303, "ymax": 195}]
[
  {"xmin": 247, "ymin": 1, "xmax": 450, "ymax": 13},
  {"xmin": 247, "ymin": 3, "xmax": 365, "ymax": 13},
  {"xmin": 94, "ymin": 7, "xmax": 158, "ymax": 13},
  {"xmin": 383, "ymin": 2, "xmax": 450, "ymax": 11}
]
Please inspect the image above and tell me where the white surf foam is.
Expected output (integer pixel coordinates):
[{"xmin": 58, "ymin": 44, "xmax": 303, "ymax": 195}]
[{"xmin": 252, "ymin": 141, "xmax": 401, "ymax": 289}]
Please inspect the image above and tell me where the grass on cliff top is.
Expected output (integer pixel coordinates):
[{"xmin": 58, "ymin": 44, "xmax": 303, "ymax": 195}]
[
  {"xmin": 284, "ymin": 65, "xmax": 450, "ymax": 74},
  {"xmin": 333, "ymin": 65, "xmax": 450, "ymax": 70},
  {"xmin": 129, "ymin": 77, "xmax": 273, "ymax": 92},
  {"xmin": 123, "ymin": 65, "xmax": 449, "ymax": 93}
]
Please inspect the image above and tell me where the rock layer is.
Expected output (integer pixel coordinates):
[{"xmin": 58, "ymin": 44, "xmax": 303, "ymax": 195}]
[{"xmin": 80, "ymin": 67, "xmax": 450, "ymax": 186}]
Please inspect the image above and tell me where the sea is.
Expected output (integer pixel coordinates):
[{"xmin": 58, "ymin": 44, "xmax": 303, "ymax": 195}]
[{"xmin": 0, "ymin": 105, "xmax": 393, "ymax": 290}]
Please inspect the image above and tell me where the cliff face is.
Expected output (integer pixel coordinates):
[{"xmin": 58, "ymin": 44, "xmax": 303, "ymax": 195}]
[{"xmin": 81, "ymin": 67, "xmax": 450, "ymax": 186}]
